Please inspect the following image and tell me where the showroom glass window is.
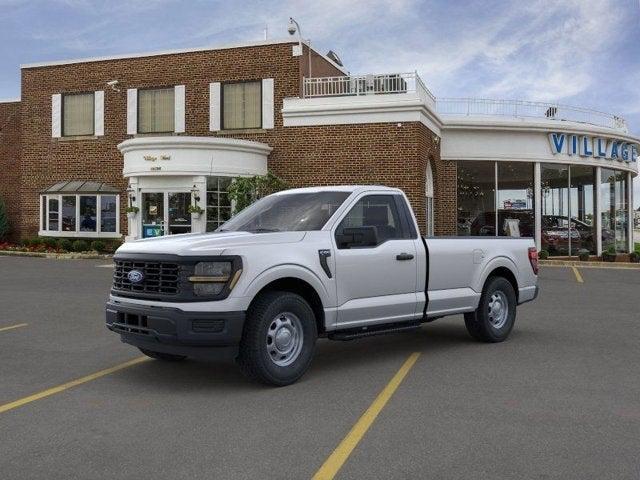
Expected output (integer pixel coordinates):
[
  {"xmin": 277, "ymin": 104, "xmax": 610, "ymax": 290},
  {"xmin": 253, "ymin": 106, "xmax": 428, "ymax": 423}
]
[
  {"xmin": 206, "ymin": 177, "xmax": 233, "ymax": 232},
  {"xmin": 601, "ymin": 168, "xmax": 628, "ymax": 253},
  {"xmin": 40, "ymin": 194, "xmax": 119, "ymax": 236},
  {"xmin": 569, "ymin": 166, "xmax": 596, "ymax": 254},
  {"xmin": 541, "ymin": 164, "xmax": 570, "ymax": 255},
  {"xmin": 138, "ymin": 87, "xmax": 175, "ymax": 133},
  {"xmin": 457, "ymin": 161, "xmax": 496, "ymax": 236},
  {"xmin": 62, "ymin": 92, "xmax": 94, "ymax": 136},
  {"xmin": 497, "ymin": 163, "xmax": 534, "ymax": 237},
  {"xmin": 222, "ymin": 81, "xmax": 261, "ymax": 130}
]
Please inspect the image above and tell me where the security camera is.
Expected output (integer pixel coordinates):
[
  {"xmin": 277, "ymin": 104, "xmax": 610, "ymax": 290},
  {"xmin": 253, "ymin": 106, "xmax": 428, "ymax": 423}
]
[
  {"xmin": 287, "ymin": 18, "xmax": 297, "ymax": 35},
  {"xmin": 106, "ymin": 80, "xmax": 120, "ymax": 92}
]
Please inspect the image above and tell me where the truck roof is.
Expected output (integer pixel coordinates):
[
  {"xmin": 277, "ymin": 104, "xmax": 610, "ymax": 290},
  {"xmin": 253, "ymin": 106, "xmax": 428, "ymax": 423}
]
[{"xmin": 273, "ymin": 185, "xmax": 403, "ymax": 195}]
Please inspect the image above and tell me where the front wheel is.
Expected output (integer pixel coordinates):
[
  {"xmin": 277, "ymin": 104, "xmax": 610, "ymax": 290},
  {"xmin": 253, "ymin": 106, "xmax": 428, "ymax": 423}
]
[
  {"xmin": 237, "ymin": 291, "xmax": 317, "ymax": 386},
  {"xmin": 464, "ymin": 276, "xmax": 516, "ymax": 343}
]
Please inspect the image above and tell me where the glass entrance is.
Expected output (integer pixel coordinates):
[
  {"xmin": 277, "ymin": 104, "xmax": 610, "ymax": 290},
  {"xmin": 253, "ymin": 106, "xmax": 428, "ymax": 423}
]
[{"xmin": 141, "ymin": 192, "xmax": 192, "ymax": 238}]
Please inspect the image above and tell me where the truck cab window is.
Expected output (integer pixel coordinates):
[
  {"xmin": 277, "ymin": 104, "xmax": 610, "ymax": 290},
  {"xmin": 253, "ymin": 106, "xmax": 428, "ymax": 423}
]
[{"xmin": 336, "ymin": 195, "xmax": 404, "ymax": 247}]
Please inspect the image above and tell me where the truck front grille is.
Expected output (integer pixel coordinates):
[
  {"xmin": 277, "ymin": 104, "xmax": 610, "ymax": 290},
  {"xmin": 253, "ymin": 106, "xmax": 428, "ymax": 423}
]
[{"xmin": 113, "ymin": 260, "xmax": 181, "ymax": 296}]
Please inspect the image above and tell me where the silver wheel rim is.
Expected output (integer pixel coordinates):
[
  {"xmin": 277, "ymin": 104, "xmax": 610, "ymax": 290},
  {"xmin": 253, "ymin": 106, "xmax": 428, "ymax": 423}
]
[
  {"xmin": 266, "ymin": 312, "xmax": 304, "ymax": 367},
  {"xmin": 488, "ymin": 291, "xmax": 509, "ymax": 329}
]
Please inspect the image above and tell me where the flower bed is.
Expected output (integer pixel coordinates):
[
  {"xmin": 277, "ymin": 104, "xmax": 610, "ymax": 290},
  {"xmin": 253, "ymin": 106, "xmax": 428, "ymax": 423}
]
[{"xmin": 0, "ymin": 237, "xmax": 121, "ymax": 255}]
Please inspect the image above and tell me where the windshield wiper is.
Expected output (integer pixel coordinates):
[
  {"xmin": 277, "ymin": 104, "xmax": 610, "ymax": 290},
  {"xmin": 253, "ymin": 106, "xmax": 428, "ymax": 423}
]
[{"xmin": 249, "ymin": 228, "xmax": 280, "ymax": 233}]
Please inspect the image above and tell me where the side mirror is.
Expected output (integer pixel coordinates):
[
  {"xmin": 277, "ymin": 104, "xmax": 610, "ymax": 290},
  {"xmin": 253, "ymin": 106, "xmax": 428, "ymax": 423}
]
[{"xmin": 336, "ymin": 226, "xmax": 378, "ymax": 249}]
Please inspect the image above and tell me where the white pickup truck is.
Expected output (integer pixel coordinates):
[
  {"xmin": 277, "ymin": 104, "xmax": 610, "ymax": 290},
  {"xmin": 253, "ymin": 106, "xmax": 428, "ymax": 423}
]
[{"xmin": 106, "ymin": 186, "xmax": 539, "ymax": 385}]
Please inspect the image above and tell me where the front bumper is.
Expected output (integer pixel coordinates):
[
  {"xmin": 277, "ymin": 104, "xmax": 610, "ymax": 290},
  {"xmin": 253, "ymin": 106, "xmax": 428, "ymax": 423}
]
[{"xmin": 105, "ymin": 300, "xmax": 245, "ymax": 360}]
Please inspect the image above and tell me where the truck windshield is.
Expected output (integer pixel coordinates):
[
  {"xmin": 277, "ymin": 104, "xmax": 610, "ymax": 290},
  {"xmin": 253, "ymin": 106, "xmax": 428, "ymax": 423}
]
[{"xmin": 217, "ymin": 192, "xmax": 351, "ymax": 233}]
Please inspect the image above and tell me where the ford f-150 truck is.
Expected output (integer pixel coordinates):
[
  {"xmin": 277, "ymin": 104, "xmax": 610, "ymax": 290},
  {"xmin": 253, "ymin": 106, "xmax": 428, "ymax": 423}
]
[{"xmin": 106, "ymin": 186, "xmax": 539, "ymax": 385}]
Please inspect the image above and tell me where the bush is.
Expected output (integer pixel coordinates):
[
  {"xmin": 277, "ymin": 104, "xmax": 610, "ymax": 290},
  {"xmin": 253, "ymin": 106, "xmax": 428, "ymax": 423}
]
[
  {"xmin": 577, "ymin": 249, "xmax": 590, "ymax": 261},
  {"xmin": 72, "ymin": 239, "xmax": 89, "ymax": 252},
  {"xmin": 29, "ymin": 237, "xmax": 43, "ymax": 247},
  {"xmin": 629, "ymin": 251, "xmax": 640, "ymax": 263},
  {"xmin": 90, "ymin": 240, "xmax": 106, "ymax": 252},
  {"xmin": 21, "ymin": 238, "xmax": 32, "ymax": 247},
  {"xmin": 538, "ymin": 250, "xmax": 549, "ymax": 260},
  {"xmin": 58, "ymin": 238, "xmax": 73, "ymax": 252},
  {"xmin": 41, "ymin": 237, "xmax": 58, "ymax": 249},
  {"xmin": 106, "ymin": 239, "xmax": 122, "ymax": 253}
]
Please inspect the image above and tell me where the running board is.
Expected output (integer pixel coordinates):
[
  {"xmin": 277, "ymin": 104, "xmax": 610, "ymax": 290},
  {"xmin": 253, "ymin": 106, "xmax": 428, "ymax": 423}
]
[{"xmin": 328, "ymin": 321, "xmax": 422, "ymax": 341}]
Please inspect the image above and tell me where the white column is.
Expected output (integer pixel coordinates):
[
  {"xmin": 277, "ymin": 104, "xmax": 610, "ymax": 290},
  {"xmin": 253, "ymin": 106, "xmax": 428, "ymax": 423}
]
[
  {"xmin": 191, "ymin": 176, "xmax": 207, "ymax": 234},
  {"xmin": 534, "ymin": 162, "xmax": 541, "ymax": 251},
  {"xmin": 595, "ymin": 167, "xmax": 602, "ymax": 256},
  {"xmin": 628, "ymin": 171, "xmax": 633, "ymax": 253},
  {"xmin": 126, "ymin": 177, "xmax": 140, "ymax": 242}
]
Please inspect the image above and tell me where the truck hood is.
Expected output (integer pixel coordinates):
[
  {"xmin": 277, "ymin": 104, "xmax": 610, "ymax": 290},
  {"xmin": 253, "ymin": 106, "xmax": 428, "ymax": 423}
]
[{"xmin": 115, "ymin": 231, "xmax": 307, "ymax": 256}]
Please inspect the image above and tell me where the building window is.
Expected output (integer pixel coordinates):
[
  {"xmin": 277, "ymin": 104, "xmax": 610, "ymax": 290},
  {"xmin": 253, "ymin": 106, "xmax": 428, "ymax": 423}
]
[
  {"xmin": 40, "ymin": 194, "xmax": 119, "ymax": 237},
  {"xmin": 601, "ymin": 168, "xmax": 629, "ymax": 253},
  {"xmin": 457, "ymin": 161, "xmax": 496, "ymax": 236},
  {"xmin": 206, "ymin": 177, "xmax": 232, "ymax": 231},
  {"xmin": 138, "ymin": 87, "xmax": 175, "ymax": 133},
  {"xmin": 63, "ymin": 92, "xmax": 94, "ymax": 136},
  {"xmin": 569, "ymin": 166, "xmax": 596, "ymax": 255},
  {"xmin": 497, "ymin": 163, "xmax": 534, "ymax": 238},
  {"xmin": 222, "ymin": 81, "xmax": 261, "ymax": 130}
]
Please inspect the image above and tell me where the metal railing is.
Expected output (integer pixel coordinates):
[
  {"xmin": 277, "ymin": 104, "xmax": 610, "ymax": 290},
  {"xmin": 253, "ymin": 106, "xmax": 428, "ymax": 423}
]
[
  {"xmin": 303, "ymin": 72, "xmax": 436, "ymax": 105},
  {"xmin": 436, "ymin": 97, "xmax": 628, "ymax": 132}
]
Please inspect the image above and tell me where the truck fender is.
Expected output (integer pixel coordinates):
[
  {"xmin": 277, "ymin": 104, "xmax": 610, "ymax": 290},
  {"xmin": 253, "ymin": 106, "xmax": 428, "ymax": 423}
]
[
  {"xmin": 240, "ymin": 263, "xmax": 332, "ymax": 308},
  {"xmin": 476, "ymin": 256, "xmax": 519, "ymax": 295}
]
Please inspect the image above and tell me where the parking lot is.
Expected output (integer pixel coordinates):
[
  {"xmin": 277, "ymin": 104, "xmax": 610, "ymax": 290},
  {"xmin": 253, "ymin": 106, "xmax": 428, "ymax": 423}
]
[{"xmin": 1, "ymin": 256, "xmax": 639, "ymax": 480}]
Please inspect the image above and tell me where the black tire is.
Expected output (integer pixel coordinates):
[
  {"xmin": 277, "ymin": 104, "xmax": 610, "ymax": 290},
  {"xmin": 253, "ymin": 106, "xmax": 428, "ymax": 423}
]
[
  {"xmin": 464, "ymin": 276, "xmax": 516, "ymax": 343},
  {"xmin": 138, "ymin": 348, "xmax": 187, "ymax": 362},
  {"xmin": 237, "ymin": 291, "xmax": 318, "ymax": 386}
]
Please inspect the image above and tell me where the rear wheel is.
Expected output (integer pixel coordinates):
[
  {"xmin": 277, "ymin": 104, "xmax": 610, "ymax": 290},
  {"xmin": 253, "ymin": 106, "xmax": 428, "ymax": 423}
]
[
  {"xmin": 464, "ymin": 276, "xmax": 516, "ymax": 343},
  {"xmin": 138, "ymin": 348, "xmax": 187, "ymax": 362},
  {"xmin": 237, "ymin": 291, "xmax": 317, "ymax": 386}
]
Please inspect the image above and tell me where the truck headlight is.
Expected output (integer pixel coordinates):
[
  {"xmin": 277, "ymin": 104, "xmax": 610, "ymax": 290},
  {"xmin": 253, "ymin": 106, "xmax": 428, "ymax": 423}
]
[{"xmin": 189, "ymin": 261, "xmax": 236, "ymax": 296}]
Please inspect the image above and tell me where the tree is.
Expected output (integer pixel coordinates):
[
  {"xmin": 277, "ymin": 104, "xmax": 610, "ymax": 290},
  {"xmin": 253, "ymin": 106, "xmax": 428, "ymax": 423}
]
[
  {"xmin": 0, "ymin": 197, "xmax": 9, "ymax": 241},
  {"xmin": 227, "ymin": 172, "xmax": 288, "ymax": 214}
]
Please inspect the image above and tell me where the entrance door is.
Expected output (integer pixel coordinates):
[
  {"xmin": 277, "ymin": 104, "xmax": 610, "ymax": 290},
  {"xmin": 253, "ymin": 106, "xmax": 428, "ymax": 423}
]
[
  {"xmin": 141, "ymin": 192, "xmax": 192, "ymax": 238},
  {"xmin": 142, "ymin": 192, "xmax": 165, "ymax": 238}
]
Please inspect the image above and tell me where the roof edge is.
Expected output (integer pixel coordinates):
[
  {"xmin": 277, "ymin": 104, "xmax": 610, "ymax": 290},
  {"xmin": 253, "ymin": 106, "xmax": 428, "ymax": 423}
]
[
  {"xmin": 20, "ymin": 38, "xmax": 347, "ymax": 74},
  {"xmin": 0, "ymin": 98, "xmax": 20, "ymax": 103}
]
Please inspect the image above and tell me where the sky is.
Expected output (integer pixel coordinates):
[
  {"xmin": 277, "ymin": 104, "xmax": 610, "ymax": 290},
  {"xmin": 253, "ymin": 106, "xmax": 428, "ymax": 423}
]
[{"xmin": 1, "ymin": 0, "xmax": 639, "ymax": 198}]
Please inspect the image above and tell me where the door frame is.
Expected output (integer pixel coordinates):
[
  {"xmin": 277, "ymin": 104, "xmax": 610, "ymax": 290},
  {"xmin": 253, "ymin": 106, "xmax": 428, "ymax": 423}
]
[{"xmin": 140, "ymin": 188, "xmax": 192, "ymax": 238}]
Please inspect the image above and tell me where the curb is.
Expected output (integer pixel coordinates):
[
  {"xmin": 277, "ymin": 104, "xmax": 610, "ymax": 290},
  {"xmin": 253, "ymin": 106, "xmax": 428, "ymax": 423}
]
[
  {"xmin": 540, "ymin": 260, "xmax": 640, "ymax": 270},
  {"xmin": 0, "ymin": 250, "xmax": 113, "ymax": 260}
]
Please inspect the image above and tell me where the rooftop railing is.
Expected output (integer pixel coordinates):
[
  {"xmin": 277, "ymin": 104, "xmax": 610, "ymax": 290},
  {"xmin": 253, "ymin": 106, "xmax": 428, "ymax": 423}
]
[
  {"xmin": 302, "ymin": 72, "xmax": 436, "ymax": 107},
  {"xmin": 436, "ymin": 97, "xmax": 628, "ymax": 132},
  {"xmin": 301, "ymin": 73, "xmax": 628, "ymax": 132}
]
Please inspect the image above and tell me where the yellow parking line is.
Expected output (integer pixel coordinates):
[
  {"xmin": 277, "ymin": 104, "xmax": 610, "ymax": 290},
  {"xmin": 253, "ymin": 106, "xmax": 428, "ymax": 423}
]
[
  {"xmin": 571, "ymin": 266, "xmax": 584, "ymax": 283},
  {"xmin": 0, "ymin": 357, "xmax": 149, "ymax": 415},
  {"xmin": 312, "ymin": 352, "xmax": 421, "ymax": 480},
  {"xmin": 0, "ymin": 323, "xmax": 28, "ymax": 333}
]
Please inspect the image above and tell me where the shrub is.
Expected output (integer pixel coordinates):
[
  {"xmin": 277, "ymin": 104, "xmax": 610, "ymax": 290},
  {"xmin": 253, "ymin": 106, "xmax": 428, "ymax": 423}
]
[
  {"xmin": 58, "ymin": 238, "xmax": 73, "ymax": 252},
  {"xmin": 72, "ymin": 239, "xmax": 89, "ymax": 252},
  {"xmin": 21, "ymin": 238, "xmax": 32, "ymax": 247},
  {"xmin": 0, "ymin": 197, "xmax": 9, "ymax": 241},
  {"xmin": 29, "ymin": 237, "xmax": 43, "ymax": 247},
  {"xmin": 106, "ymin": 239, "xmax": 122, "ymax": 253},
  {"xmin": 629, "ymin": 251, "xmax": 640, "ymax": 263},
  {"xmin": 577, "ymin": 249, "xmax": 590, "ymax": 261},
  {"xmin": 538, "ymin": 250, "xmax": 549, "ymax": 260},
  {"xmin": 41, "ymin": 237, "xmax": 58, "ymax": 249},
  {"xmin": 90, "ymin": 240, "xmax": 106, "ymax": 252}
]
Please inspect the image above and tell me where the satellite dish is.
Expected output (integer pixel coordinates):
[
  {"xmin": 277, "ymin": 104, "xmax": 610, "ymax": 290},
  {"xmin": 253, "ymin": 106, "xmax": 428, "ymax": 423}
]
[{"xmin": 326, "ymin": 50, "xmax": 343, "ymax": 67}]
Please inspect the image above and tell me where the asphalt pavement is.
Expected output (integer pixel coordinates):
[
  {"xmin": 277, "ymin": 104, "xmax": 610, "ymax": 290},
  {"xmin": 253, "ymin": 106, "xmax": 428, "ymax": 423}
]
[{"xmin": 0, "ymin": 256, "xmax": 639, "ymax": 479}]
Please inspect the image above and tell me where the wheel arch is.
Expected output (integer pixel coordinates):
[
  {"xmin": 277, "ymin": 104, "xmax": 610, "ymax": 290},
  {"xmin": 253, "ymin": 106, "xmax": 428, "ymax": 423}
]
[{"xmin": 483, "ymin": 265, "xmax": 519, "ymax": 302}]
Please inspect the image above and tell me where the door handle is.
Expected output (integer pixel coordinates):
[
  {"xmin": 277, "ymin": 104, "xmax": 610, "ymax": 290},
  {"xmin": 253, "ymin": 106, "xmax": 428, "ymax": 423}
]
[{"xmin": 396, "ymin": 253, "xmax": 414, "ymax": 261}]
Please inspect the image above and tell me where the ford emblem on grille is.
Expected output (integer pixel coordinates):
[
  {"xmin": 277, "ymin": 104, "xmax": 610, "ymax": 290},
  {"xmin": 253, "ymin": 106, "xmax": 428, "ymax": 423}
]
[{"xmin": 127, "ymin": 270, "xmax": 145, "ymax": 284}]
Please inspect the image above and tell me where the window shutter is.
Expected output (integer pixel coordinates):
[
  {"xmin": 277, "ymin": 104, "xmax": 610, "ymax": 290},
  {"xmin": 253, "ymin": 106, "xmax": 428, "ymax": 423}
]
[
  {"xmin": 209, "ymin": 82, "xmax": 221, "ymax": 131},
  {"xmin": 51, "ymin": 94, "xmax": 62, "ymax": 138},
  {"xmin": 94, "ymin": 90, "xmax": 104, "ymax": 136},
  {"xmin": 127, "ymin": 88, "xmax": 137, "ymax": 135},
  {"xmin": 262, "ymin": 78, "xmax": 274, "ymax": 129},
  {"xmin": 174, "ymin": 85, "xmax": 185, "ymax": 133}
]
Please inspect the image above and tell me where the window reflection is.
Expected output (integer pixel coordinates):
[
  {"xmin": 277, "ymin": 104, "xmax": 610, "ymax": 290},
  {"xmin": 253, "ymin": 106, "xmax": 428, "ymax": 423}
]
[
  {"xmin": 457, "ymin": 161, "xmax": 495, "ymax": 236},
  {"xmin": 497, "ymin": 163, "xmax": 534, "ymax": 237},
  {"xmin": 601, "ymin": 169, "xmax": 628, "ymax": 253}
]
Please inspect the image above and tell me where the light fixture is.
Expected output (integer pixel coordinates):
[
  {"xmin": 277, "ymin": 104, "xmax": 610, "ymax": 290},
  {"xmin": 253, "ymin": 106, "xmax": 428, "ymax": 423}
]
[
  {"xmin": 126, "ymin": 185, "xmax": 136, "ymax": 202},
  {"xmin": 191, "ymin": 185, "xmax": 201, "ymax": 202},
  {"xmin": 288, "ymin": 17, "xmax": 312, "ymax": 77}
]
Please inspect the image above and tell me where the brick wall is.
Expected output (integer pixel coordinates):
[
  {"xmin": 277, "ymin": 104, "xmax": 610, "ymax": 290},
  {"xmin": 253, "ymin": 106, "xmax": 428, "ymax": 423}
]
[
  {"xmin": 0, "ymin": 101, "xmax": 21, "ymax": 240},
  {"xmin": 16, "ymin": 41, "xmax": 452, "ymax": 239}
]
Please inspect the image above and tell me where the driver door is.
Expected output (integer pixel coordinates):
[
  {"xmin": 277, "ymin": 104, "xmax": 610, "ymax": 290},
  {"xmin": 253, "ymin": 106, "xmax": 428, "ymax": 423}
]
[{"xmin": 333, "ymin": 194, "xmax": 418, "ymax": 328}]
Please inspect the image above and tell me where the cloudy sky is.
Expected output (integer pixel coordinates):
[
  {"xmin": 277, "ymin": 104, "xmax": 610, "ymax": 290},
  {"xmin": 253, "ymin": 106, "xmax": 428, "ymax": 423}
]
[{"xmin": 1, "ymin": 0, "xmax": 639, "ymax": 196}]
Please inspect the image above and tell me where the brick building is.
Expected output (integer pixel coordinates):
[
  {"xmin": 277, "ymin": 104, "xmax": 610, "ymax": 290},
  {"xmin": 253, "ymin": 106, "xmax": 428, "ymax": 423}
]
[{"xmin": 1, "ymin": 38, "xmax": 639, "ymax": 254}]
